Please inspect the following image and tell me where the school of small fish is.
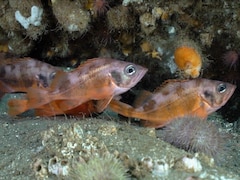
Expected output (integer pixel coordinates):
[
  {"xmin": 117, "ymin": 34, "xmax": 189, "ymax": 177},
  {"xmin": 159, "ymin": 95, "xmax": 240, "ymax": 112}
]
[{"xmin": 0, "ymin": 53, "xmax": 237, "ymax": 128}]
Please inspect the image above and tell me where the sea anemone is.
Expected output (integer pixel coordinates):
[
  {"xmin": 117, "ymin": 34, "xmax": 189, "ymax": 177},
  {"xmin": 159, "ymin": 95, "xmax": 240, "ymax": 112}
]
[
  {"xmin": 222, "ymin": 50, "xmax": 239, "ymax": 70},
  {"xmin": 69, "ymin": 155, "xmax": 128, "ymax": 180},
  {"xmin": 158, "ymin": 116, "xmax": 227, "ymax": 162},
  {"xmin": 93, "ymin": 0, "xmax": 110, "ymax": 16}
]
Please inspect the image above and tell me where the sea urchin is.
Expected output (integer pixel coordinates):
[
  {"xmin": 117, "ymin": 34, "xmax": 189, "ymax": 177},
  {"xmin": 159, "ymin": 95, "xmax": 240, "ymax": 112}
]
[
  {"xmin": 222, "ymin": 50, "xmax": 239, "ymax": 70},
  {"xmin": 158, "ymin": 116, "xmax": 227, "ymax": 162},
  {"xmin": 69, "ymin": 155, "xmax": 128, "ymax": 180}
]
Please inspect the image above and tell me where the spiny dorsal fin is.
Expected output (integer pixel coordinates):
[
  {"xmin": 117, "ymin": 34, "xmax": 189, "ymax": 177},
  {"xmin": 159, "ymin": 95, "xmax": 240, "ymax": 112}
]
[
  {"xmin": 153, "ymin": 79, "xmax": 188, "ymax": 93},
  {"xmin": 0, "ymin": 56, "xmax": 35, "ymax": 65},
  {"xmin": 75, "ymin": 58, "xmax": 106, "ymax": 71}
]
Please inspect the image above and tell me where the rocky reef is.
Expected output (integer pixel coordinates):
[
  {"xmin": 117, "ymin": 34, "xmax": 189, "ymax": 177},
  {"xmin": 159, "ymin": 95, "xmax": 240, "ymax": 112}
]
[{"xmin": 0, "ymin": 0, "xmax": 240, "ymax": 179}]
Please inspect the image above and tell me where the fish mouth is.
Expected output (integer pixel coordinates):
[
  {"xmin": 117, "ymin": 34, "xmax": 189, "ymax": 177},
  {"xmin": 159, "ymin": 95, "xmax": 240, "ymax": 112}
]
[
  {"xmin": 222, "ymin": 84, "xmax": 236, "ymax": 104},
  {"xmin": 125, "ymin": 67, "xmax": 147, "ymax": 88},
  {"xmin": 138, "ymin": 68, "xmax": 148, "ymax": 80}
]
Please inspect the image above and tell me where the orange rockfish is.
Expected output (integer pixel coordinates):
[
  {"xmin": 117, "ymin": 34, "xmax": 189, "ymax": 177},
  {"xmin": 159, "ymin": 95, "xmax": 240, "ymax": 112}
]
[
  {"xmin": 9, "ymin": 99, "xmax": 97, "ymax": 117},
  {"xmin": 109, "ymin": 78, "xmax": 236, "ymax": 128},
  {"xmin": 8, "ymin": 58, "xmax": 147, "ymax": 116},
  {"xmin": 0, "ymin": 55, "xmax": 62, "ymax": 98}
]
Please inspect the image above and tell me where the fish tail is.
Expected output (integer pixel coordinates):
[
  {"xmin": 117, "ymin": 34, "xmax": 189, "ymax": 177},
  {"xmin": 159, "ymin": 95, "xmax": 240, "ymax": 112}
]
[{"xmin": 8, "ymin": 99, "xmax": 29, "ymax": 116}]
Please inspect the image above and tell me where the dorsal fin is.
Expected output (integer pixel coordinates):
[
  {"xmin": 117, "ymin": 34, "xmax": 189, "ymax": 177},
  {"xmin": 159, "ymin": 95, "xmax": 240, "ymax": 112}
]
[
  {"xmin": 75, "ymin": 58, "xmax": 103, "ymax": 70},
  {"xmin": 73, "ymin": 58, "xmax": 111, "ymax": 76},
  {"xmin": 0, "ymin": 56, "xmax": 33, "ymax": 65},
  {"xmin": 153, "ymin": 79, "xmax": 188, "ymax": 93}
]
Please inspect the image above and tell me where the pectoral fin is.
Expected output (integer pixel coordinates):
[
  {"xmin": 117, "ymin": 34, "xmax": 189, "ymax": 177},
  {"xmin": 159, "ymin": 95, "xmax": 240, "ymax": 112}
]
[{"xmin": 95, "ymin": 96, "xmax": 114, "ymax": 113}]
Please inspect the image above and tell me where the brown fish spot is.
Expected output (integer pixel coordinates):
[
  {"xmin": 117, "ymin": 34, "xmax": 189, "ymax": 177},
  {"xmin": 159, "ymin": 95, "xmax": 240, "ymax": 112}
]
[
  {"xmin": 161, "ymin": 89, "xmax": 170, "ymax": 96},
  {"xmin": 143, "ymin": 99, "xmax": 156, "ymax": 111},
  {"xmin": 111, "ymin": 71, "xmax": 122, "ymax": 86}
]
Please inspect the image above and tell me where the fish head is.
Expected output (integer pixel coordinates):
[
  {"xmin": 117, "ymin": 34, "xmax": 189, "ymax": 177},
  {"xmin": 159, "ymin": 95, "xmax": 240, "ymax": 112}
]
[
  {"xmin": 109, "ymin": 61, "xmax": 147, "ymax": 95},
  {"xmin": 199, "ymin": 79, "xmax": 236, "ymax": 114},
  {"xmin": 35, "ymin": 71, "xmax": 57, "ymax": 88}
]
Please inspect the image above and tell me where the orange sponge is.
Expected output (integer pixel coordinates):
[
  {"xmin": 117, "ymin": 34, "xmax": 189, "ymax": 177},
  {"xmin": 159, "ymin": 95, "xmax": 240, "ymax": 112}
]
[{"xmin": 174, "ymin": 46, "xmax": 202, "ymax": 78}]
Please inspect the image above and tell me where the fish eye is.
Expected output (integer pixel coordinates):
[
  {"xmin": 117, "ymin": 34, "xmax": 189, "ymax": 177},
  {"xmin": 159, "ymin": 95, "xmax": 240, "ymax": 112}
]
[
  {"xmin": 50, "ymin": 72, "xmax": 56, "ymax": 79},
  {"xmin": 217, "ymin": 83, "xmax": 226, "ymax": 93},
  {"xmin": 125, "ymin": 64, "xmax": 136, "ymax": 76}
]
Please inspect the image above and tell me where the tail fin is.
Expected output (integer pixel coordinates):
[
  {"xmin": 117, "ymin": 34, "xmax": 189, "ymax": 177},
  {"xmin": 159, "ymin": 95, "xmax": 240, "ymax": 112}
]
[{"xmin": 8, "ymin": 99, "xmax": 28, "ymax": 116}]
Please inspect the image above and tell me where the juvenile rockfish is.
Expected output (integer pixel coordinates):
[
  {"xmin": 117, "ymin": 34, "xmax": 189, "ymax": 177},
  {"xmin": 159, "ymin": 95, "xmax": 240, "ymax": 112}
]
[
  {"xmin": 0, "ymin": 54, "xmax": 62, "ymax": 99},
  {"xmin": 8, "ymin": 58, "xmax": 147, "ymax": 116},
  {"xmin": 109, "ymin": 78, "xmax": 236, "ymax": 128}
]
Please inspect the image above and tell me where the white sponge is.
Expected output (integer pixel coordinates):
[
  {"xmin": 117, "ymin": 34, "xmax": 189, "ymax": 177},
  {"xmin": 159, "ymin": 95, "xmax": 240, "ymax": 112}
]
[{"xmin": 15, "ymin": 6, "xmax": 43, "ymax": 29}]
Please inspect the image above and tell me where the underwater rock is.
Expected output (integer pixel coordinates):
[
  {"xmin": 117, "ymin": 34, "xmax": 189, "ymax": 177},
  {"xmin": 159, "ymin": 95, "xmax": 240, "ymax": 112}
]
[
  {"xmin": 48, "ymin": 156, "xmax": 70, "ymax": 177},
  {"xmin": 10, "ymin": 0, "xmax": 46, "ymax": 40},
  {"xmin": 8, "ymin": 32, "xmax": 34, "ymax": 55},
  {"xmin": 107, "ymin": 5, "xmax": 135, "ymax": 31},
  {"xmin": 174, "ymin": 155, "xmax": 202, "ymax": 173},
  {"xmin": 52, "ymin": 0, "xmax": 90, "ymax": 36},
  {"xmin": 139, "ymin": 12, "xmax": 156, "ymax": 35}
]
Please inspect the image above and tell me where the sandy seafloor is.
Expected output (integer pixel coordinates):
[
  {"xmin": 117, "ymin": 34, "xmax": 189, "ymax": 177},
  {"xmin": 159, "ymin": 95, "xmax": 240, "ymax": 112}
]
[{"xmin": 0, "ymin": 94, "xmax": 239, "ymax": 180}]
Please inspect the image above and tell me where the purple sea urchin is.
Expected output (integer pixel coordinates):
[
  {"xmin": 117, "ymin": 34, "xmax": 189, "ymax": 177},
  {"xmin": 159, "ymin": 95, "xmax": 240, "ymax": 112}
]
[
  {"xmin": 158, "ymin": 116, "xmax": 227, "ymax": 161},
  {"xmin": 222, "ymin": 50, "xmax": 239, "ymax": 70}
]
